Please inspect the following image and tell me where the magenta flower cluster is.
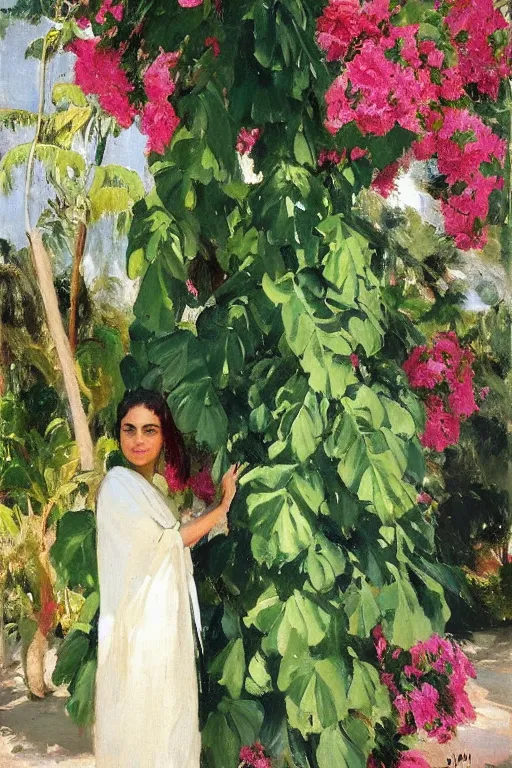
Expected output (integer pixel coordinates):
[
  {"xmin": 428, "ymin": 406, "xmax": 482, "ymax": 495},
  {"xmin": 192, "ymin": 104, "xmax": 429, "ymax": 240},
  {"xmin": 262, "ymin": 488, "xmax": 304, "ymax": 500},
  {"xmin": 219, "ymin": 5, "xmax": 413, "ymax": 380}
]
[
  {"xmin": 316, "ymin": 0, "xmax": 510, "ymax": 249},
  {"xmin": 239, "ymin": 742, "xmax": 272, "ymax": 768},
  {"xmin": 164, "ymin": 464, "xmax": 216, "ymax": 504},
  {"xmin": 403, "ymin": 332, "xmax": 481, "ymax": 451},
  {"xmin": 373, "ymin": 626, "xmax": 477, "ymax": 744}
]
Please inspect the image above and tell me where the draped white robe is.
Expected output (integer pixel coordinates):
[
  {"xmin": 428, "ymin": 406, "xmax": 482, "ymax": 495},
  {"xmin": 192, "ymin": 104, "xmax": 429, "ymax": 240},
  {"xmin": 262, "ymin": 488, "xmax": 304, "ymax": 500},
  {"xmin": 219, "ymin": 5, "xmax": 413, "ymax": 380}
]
[{"xmin": 94, "ymin": 466, "xmax": 201, "ymax": 768}]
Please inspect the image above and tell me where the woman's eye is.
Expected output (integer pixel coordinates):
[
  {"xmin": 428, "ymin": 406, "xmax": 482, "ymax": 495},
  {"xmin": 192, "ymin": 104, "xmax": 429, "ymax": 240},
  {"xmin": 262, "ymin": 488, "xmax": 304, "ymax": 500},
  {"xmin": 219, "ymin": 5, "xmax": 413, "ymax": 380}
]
[{"xmin": 145, "ymin": 428, "xmax": 157, "ymax": 435}]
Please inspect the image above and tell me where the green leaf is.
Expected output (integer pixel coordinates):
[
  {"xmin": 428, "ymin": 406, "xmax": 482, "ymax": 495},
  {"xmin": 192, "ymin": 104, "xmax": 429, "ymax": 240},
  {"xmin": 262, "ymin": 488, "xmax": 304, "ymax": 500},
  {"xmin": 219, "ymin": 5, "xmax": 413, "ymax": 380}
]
[
  {"xmin": 203, "ymin": 698, "xmax": 264, "ymax": 768},
  {"xmin": 343, "ymin": 578, "xmax": 381, "ymax": 637},
  {"xmin": 305, "ymin": 534, "xmax": 346, "ymax": 593},
  {"xmin": 50, "ymin": 510, "xmax": 98, "ymax": 594},
  {"xmin": 384, "ymin": 399, "xmax": 416, "ymax": 438},
  {"xmin": 244, "ymin": 587, "xmax": 330, "ymax": 656},
  {"xmin": 0, "ymin": 503, "xmax": 19, "ymax": 536},
  {"xmin": 245, "ymin": 650, "xmax": 273, "ymax": 696},
  {"xmin": 277, "ymin": 387, "xmax": 324, "ymax": 462},
  {"xmin": 379, "ymin": 563, "xmax": 432, "ymax": 649},
  {"xmin": 89, "ymin": 165, "xmax": 144, "ymax": 222},
  {"xmin": 0, "ymin": 143, "xmax": 85, "ymax": 193},
  {"xmin": 247, "ymin": 487, "xmax": 314, "ymax": 566},
  {"xmin": 0, "ymin": 108, "xmax": 38, "ymax": 130},
  {"xmin": 316, "ymin": 725, "xmax": 367, "ymax": 768},
  {"xmin": 148, "ymin": 331, "xmax": 228, "ymax": 450},
  {"xmin": 65, "ymin": 654, "xmax": 97, "ymax": 727},
  {"xmin": 326, "ymin": 394, "xmax": 417, "ymax": 524},
  {"xmin": 347, "ymin": 655, "xmax": 392, "ymax": 723},
  {"xmin": 52, "ymin": 630, "xmax": 90, "ymax": 686},
  {"xmin": 278, "ymin": 633, "xmax": 350, "ymax": 736},
  {"xmin": 209, "ymin": 638, "xmax": 245, "ymax": 699},
  {"xmin": 45, "ymin": 106, "xmax": 91, "ymax": 149},
  {"xmin": 52, "ymin": 83, "xmax": 88, "ymax": 107}
]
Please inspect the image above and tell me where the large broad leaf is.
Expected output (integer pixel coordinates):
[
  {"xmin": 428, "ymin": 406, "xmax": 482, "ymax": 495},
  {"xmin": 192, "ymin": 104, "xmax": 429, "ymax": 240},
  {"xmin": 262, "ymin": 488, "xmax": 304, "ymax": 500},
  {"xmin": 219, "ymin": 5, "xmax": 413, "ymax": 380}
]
[
  {"xmin": 209, "ymin": 638, "xmax": 245, "ymax": 699},
  {"xmin": 343, "ymin": 577, "xmax": 381, "ymax": 637},
  {"xmin": 246, "ymin": 486, "xmax": 314, "ymax": 566},
  {"xmin": 282, "ymin": 294, "xmax": 356, "ymax": 399},
  {"xmin": 316, "ymin": 724, "xmax": 367, "ymax": 768},
  {"xmin": 278, "ymin": 632, "xmax": 349, "ymax": 736},
  {"xmin": 274, "ymin": 382, "xmax": 326, "ymax": 462},
  {"xmin": 326, "ymin": 389, "xmax": 417, "ymax": 523},
  {"xmin": 245, "ymin": 650, "xmax": 273, "ymax": 696},
  {"xmin": 52, "ymin": 630, "xmax": 90, "ymax": 686},
  {"xmin": 50, "ymin": 510, "xmax": 97, "ymax": 594},
  {"xmin": 378, "ymin": 563, "xmax": 432, "ymax": 649},
  {"xmin": 244, "ymin": 586, "xmax": 330, "ymax": 656},
  {"xmin": 65, "ymin": 653, "xmax": 97, "ymax": 727},
  {"xmin": 202, "ymin": 698, "xmax": 264, "ymax": 768},
  {"xmin": 346, "ymin": 653, "xmax": 392, "ymax": 724},
  {"xmin": 148, "ymin": 331, "xmax": 228, "ymax": 450},
  {"xmin": 305, "ymin": 534, "xmax": 346, "ymax": 593}
]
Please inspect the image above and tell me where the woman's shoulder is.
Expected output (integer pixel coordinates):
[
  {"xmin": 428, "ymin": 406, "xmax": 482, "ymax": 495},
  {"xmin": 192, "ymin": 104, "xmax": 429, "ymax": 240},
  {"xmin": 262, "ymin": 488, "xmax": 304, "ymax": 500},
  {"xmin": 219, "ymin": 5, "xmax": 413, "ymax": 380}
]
[{"xmin": 98, "ymin": 466, "xmax": 138, "ymax": 496}]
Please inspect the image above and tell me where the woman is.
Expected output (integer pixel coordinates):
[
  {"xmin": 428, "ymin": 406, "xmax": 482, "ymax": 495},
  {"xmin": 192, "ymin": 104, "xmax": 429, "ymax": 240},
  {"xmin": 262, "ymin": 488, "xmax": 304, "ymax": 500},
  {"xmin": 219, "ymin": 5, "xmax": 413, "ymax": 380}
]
[{"xmin": 94, "ymin": 388, "xmax": 238, "ymax": 768}]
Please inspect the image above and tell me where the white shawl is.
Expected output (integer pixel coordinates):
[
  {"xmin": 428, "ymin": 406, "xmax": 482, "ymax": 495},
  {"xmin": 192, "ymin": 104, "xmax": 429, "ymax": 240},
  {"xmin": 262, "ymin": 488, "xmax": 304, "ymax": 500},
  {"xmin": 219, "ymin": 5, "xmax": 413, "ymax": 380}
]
[{"xmin": 94, "ymin": 466, "xmax": 201, "ymax": 768}]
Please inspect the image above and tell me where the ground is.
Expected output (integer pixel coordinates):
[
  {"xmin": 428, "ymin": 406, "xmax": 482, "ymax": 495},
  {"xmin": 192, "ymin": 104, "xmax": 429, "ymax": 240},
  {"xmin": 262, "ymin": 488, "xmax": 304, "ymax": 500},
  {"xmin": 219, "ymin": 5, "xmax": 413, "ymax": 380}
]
[{"xmin": 0, "ymin": 630, "xmax": 511, "ymax": 767}]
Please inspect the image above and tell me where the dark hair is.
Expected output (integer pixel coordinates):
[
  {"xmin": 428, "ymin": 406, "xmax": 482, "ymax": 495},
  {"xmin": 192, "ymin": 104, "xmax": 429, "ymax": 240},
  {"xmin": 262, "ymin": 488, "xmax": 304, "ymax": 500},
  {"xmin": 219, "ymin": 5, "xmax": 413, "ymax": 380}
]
[{"xmin": 115, "ymin": 388, "xmax": 190, "ymax": 484}]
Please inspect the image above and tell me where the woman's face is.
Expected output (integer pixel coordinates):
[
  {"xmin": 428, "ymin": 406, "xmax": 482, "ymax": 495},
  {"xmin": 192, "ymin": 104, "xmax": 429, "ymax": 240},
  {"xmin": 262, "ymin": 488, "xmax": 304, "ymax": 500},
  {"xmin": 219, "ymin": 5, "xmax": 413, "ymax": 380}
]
[{"xmin": 119, "ymin": 405, "xmax": 164, "ymax": 476}]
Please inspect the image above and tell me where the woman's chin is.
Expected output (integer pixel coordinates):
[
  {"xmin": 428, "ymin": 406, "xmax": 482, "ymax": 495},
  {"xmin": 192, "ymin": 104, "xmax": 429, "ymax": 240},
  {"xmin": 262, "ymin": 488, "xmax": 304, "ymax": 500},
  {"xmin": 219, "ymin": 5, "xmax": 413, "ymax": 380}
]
[{"xmin": 128, "ymin": 454, "xmax": 151, "ymax": 467}]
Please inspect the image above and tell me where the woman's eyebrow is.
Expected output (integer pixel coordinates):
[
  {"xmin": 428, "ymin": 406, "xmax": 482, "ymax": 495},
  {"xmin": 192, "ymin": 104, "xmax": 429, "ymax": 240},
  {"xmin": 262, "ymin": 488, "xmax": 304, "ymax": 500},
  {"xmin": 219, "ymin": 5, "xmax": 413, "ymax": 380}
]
[{"xmin": 122, "ymin": 422, "xmax": 161, "ymax": 428}]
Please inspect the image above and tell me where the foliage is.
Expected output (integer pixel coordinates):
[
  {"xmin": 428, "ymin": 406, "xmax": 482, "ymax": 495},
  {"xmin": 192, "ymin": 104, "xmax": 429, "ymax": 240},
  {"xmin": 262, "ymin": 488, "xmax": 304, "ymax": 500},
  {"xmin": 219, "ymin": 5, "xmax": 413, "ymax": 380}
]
[
  {"xmin": 1, "ymin": 0, "xmax": 510, "ymax": 763},
  {"xmin": 36, "ymin": 0, "xmax": 508, "ymax": 763}
]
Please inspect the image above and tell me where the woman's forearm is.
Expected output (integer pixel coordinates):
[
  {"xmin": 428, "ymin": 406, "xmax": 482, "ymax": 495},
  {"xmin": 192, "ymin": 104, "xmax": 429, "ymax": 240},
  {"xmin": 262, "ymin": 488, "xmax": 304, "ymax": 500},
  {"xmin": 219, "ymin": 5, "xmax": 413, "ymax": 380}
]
[{"xmin": 179, "ymin": 500, "xmax": 229, "ymax": 547}]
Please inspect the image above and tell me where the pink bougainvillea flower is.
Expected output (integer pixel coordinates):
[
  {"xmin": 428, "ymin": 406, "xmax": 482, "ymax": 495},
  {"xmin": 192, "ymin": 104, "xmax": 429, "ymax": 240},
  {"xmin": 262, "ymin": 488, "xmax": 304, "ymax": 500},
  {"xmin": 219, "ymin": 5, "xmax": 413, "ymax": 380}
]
[
  {"xmin": 372, "ymin": 624, "xmax": 387, "ymax": 661},
  {"xmin": 479, "ymin": 386, "xmax": 490, "ymax": 400},
  {"xmin": 417, "ymin": 491, "xmax": 433, "ymax": 505},
  {"xmin": 236, "ymin": 127, "xmax": 261, "ymax": 155},
  {"xmin": 371, "ymin": 161, "xmax": 400, "ymax": 198},
  {"xmin": 141, "ymin": 99, "xmax": 180, "ymax": 154},
  {"xmin": 143, "ymin": 50, "xmax": 180, "ymax": 101},
  {"xmin": 178, "ymin": 0, "xmax": 202, "ymax": 6},
  {"xmin": 395, "ymin": 750, "xmax": 431, "ymax": 768},
  {"xmin": 421, "ymin": 395, "xmax": 460, "ymax": 451},
  {"xmin": 164, "ymin": 463, "xmax": 188, "ymax": 493},
  {"xmin": 381, "ymin": 671, "xmax": 399, "ymax": 696},
  {"xmin": 96, "ymin": 0, "xmax": 124, "ymax": 24},
  {"xmin": 189, "ymin": 467, "xmax": 216, "ymax": 505},
  {"xmin": 367, "ymin": 757, "xmax": 385, "ymax": 768},
  {"xmin": 239, "ymin": 743, "xmax": 271, "ymax": 768},
  {"xmin": 69, "ymin": 38, "xmax": 136, "ymax": 127},
  {"xmin": 318, "ymin": 148, "xmax": 345, "ymax": 167},
  {"xmin": 76, "ymin": 15, "xmax": 91, "ymax": 28},
  {"xmin": 410, "ymin": 682, "xmax": 440, "ymax": 729},
  {"xmin": 205, "ymin": 36, "xmax": 220, "ymax": 57},
  {"xmin": 186, "ymin": 279, "xmax": 198, "ymax": 298},
  {"xmin": 350, "ymin": 147, "xmax": 368, "ymax": 161},
  {"xmin": 350, "ymin": 352, "xmax": 360, "ymax": 369}
]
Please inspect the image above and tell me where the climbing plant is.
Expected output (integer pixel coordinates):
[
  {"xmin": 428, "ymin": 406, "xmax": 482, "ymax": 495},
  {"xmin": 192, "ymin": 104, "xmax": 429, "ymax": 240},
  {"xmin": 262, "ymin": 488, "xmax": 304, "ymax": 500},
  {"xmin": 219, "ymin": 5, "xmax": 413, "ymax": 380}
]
[{"xmin": 4, "ymin": 0, "xmax": 509, "ymax": 764}]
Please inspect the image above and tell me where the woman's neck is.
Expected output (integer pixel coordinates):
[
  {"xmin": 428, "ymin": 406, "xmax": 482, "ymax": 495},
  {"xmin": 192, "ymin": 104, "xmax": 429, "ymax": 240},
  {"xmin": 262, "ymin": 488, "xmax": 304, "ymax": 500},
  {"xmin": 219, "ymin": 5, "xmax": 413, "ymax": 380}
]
[{"xmin": 131, "ymin": 464, "xmax": 155, "ymax": 482}]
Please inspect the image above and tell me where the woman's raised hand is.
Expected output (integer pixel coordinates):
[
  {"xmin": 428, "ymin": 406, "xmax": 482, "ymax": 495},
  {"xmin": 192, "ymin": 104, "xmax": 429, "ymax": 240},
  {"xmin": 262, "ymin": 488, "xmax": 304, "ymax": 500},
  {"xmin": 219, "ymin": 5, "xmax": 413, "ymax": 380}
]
[{"xmin": 220, "ymin": 463, "xmax": 241, "ymax": 509}]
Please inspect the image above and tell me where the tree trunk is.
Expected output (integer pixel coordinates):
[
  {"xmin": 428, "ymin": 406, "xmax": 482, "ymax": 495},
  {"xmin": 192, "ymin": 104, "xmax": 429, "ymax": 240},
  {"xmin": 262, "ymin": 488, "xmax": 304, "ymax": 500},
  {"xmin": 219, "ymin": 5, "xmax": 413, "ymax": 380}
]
[
  {"xmin": 69, "ymin": 221, "xmax": 87, "ymax": 354},
  {"xmin": 28, "ymin": 229, "xmax": 94, "ymax": 470},
  {"xmin": 25, "ymin": 628, "xmax": 48, "ymax": 698}
]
